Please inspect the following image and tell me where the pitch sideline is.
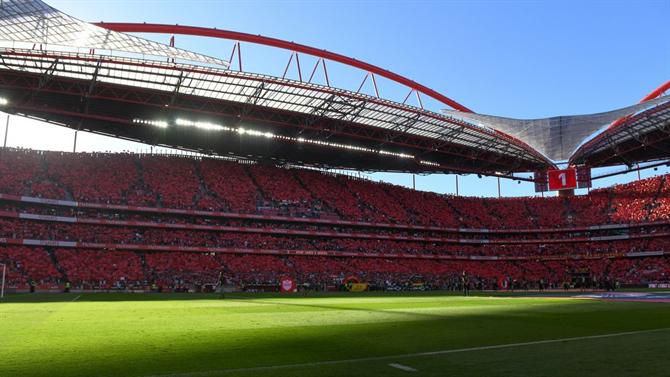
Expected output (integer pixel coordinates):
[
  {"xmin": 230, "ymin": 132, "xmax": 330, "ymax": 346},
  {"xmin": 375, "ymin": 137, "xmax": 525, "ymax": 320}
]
[{"xmin": 144, "ymin": 327, "xmax": 670, "ymax": 377}]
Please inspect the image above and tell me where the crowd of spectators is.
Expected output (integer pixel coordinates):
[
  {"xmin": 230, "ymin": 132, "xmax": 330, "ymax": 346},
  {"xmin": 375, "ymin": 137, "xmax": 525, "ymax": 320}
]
[
  {"xmin": 140, "ymin": 156, "xmax": 201, "ymax": 208},
  {"xmin": 607, "ymin": 175, "xmax": 664, "ymax": 223},
  {"xmin": 55, "ymin": 248, "xmax": 144, "ymax": 289},
  {"xmin": 1, "ymin": 246, "xmax": 668, "ymax": 291},
  {"xmin": 5, "ymin": 214, "xmax": 670, "ymax": 258},
  {"xmin": 3, "ymin": 148, "xmax": 670, "ymax": 229},
  {"xmin": 45, "ymin": 152, "xmax": 138, "ymax": 204},
  {"xmin": 199, "ymin": 159, "xmax": 257, "ymax": 212},
  {"xmin": 0, "ymin": 148, "xmax": 40, "ymax": 196},
  {"xmin": 1, "ymin": 148, "xmax": 670, "ymax": 292}
]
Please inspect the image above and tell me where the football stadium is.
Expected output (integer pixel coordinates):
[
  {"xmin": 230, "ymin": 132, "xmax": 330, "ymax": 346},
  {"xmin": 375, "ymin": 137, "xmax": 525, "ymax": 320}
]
[{"xmin": 1, "ymin": 1, "xmax": 669, "ymax": 376}]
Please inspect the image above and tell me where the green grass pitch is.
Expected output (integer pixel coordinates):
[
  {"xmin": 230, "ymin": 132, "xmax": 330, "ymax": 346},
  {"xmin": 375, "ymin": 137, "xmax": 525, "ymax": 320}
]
[{"xmin": 1, "ymin": 292, "xmax": 669, "ymax": 377}]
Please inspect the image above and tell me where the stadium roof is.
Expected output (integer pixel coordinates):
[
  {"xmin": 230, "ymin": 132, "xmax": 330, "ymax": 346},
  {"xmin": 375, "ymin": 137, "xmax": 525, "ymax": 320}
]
[
  {"xmin": 444, "ymin": 95, "xmax": 670, "ymax": 162},
  {"xmin": 0, "ymin": 0, "xmax": 228, "ymax": 67},
  {"xmin": 0, "ymin": 0, "xmax": 667, "ymax": 175},
  {"xmin": 570, "ymin": 81, "xmax": 670, "ymax": 167}
]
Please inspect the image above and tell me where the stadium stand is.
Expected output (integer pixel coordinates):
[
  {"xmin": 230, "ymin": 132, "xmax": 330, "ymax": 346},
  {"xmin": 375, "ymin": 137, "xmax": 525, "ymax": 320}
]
[
  {"xmin": 0, "ymin": 148, "xmax": 669, "ymax": 292},
  {"xmin": 199, "ymin": 159, "xmax": 257, "ymax": 212}
]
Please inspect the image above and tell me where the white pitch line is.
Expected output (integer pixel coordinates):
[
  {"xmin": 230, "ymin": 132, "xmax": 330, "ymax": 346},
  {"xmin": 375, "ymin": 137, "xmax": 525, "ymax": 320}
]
[
  {"xmin": 71, "ymin": 295, "xmax": 81, "ymax": 302},
  {"xmin": 388, "ymin": 363, "xmax": 418, "ymax": 372},
  {"xmin": 145, "ymin": 327, "xmax": 670, "ymax": 377}
]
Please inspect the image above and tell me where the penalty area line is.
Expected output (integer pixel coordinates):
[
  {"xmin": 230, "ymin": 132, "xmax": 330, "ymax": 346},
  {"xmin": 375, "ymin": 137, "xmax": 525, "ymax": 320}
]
[{"xmin": 145, "ymin": 327, "xmax": 670, "ymax": 377}]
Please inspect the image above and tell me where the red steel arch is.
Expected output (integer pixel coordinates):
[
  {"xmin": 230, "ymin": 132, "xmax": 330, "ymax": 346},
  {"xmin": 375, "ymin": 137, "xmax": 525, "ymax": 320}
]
[
  {"xmin": 94, "ymin": 22, "xmax": 473, "ymax": 113},
  {"xmin": 639, "ymin": 80, "xmax": 670, "ymax": 103},
  {"xmin": 94, "ymin": 22, "xmax": 558, "ymax": 168},
  {"xmin": 606, "ymin": 79, "xmax": 670, "ymax": 131}
]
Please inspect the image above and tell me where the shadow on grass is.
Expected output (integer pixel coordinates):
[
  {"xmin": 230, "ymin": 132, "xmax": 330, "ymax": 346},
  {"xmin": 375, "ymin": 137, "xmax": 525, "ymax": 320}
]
[{"xmin": 2, "ymin": 293, "xmax": 670, "ymax": 377}]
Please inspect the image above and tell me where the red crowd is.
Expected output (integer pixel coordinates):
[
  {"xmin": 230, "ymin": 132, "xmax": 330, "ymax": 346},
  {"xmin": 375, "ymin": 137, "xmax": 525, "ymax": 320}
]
[
  {"xmin": 3, "ymin": 148, "xmax": 670, "ymax": 228},
  {"xmin": 1, "ymin": 148, "xmax": 670, "ymax": 292},
  {"xmin": 2, "ymin": 246, "xmax": 669, "ymax": 291}
]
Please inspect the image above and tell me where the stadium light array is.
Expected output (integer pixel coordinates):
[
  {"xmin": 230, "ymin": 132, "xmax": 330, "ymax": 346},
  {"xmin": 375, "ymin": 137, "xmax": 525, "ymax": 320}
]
[
  {"xmin": 0, "ymin": 98, "xmax": 8, "ymax": 106},
  {"xmin": 380, "ymin": 150, "xmax": 413, "ymax": 159},
  {"xmin": 419, "ymin": 160, "xmax": 440, "ymax": 167},
  {"xmin": 175, "ymin": 118, "xmax": 226, "ymax": 131},
  {"xmin": 132, "ymin": 118, "xmax": 168, "ymax": 128},
  {"xmin": 236, "ymin": 128, "xmax": 275, "ymax": 138},
  {"xmin": 132, "ymin": 117, "xmax": 435, "ymax": 163}
]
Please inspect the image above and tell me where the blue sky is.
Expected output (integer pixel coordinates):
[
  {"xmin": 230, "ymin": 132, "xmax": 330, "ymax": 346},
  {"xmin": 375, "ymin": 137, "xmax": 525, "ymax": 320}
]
[{"xmin": 2, "ymin": 0, "xmax": 669, "ymax": 197}]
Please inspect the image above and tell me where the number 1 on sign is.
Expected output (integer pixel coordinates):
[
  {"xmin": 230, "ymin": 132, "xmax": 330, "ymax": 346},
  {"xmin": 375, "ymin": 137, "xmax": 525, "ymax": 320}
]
[
  {"xmin": 558, "ymin": 172, "xmax": 566, "ymax": 186},
  {"xmin": 547, "ymin": 169, "xmax": 576, "ymax": 190}
]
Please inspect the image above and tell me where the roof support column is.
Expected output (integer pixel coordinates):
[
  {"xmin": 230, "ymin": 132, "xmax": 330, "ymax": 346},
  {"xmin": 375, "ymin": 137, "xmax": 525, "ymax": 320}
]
[
  {"xmin": 637, "ymin": 163, "xmax": 641, "ymax": 180},
  {"xmin": 73, "ymin": 130, "xmax": 78, "ymax": 153},
  {"xmin": 497, "ymin": 176, "xmax": 501, "ymax": 198},
  {"xmin": 3, "ymin": 114, "xmax": 9, "ymax": 148}
]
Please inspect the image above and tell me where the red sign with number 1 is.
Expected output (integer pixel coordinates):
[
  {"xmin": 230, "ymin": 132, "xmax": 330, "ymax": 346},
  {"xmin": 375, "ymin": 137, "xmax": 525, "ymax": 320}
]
[{"xmin": 548, "ymin": 169, "xmax": 577, "ymax": 190}]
